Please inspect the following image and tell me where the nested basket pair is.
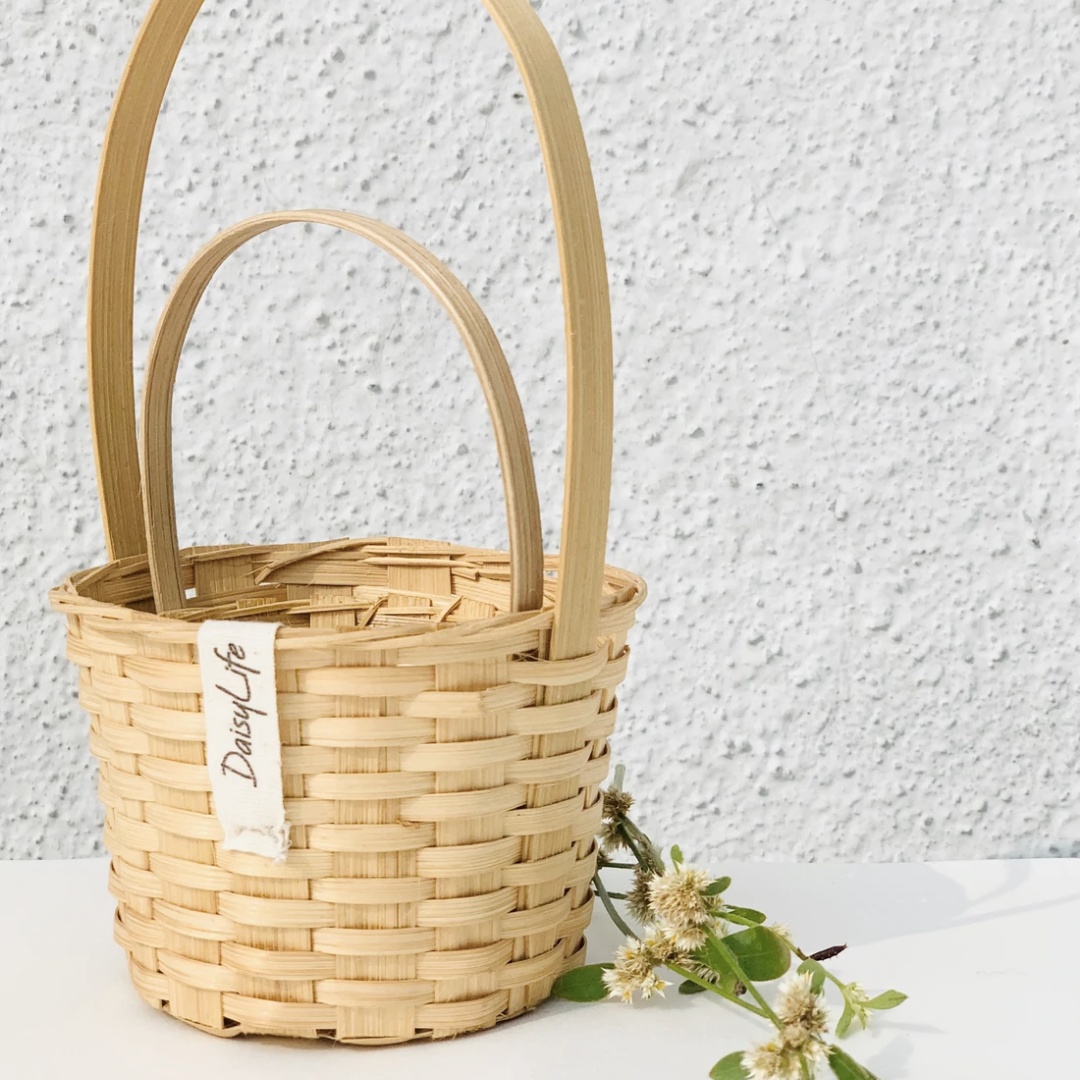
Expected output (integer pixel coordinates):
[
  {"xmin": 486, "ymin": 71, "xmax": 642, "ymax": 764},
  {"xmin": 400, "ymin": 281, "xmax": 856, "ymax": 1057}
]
[{"xmin": 49, "ymin": 0, "xmax": 646, "ymax": 1045}]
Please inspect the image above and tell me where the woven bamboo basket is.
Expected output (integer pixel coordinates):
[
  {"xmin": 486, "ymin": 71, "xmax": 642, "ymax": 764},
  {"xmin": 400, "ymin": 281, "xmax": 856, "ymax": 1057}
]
[{"xmin": 49, "ymin": 0, "xmax": 646, "ymax": 1046}]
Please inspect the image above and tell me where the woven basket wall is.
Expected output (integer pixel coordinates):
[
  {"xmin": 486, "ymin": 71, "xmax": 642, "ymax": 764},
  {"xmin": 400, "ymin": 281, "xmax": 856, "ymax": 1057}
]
[
  {"xmin": 51, "ymin": 539, "xmax": 644, "ymax": 1040},
  {"xmin": 51, "ymin": 0, "xmax": 645, "ymax": 1045}
]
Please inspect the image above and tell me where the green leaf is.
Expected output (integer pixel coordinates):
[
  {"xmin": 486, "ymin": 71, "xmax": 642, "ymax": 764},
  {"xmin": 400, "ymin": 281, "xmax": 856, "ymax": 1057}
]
[
  {"xmin": 550, "ymin": 964, "xmax": 613, "ymax": 1002},
  {"xmin": 866, "ymin": 989, "xmax": 908, "ymax": 1011},
  {"xmin": 703, "ymin": 876, "xmax": 732, "ymax": 896},
  {"xmin": 828, "ymin": 1046, "xmax": 880, "ymax": 1080},
  {"xmin": 710, "ymin": 1052, "xmax": 751, "ymax": 1080},
  {"xmin": 671, "ymin": 844, "xmax": 684, "ymax": 866},
  {"xmin": 835, "ymin": 1000, "xmax": 855, "ymax": 1038},
  {"xmin": 724, "ymin": 905, "xmax": 767, "ymax": 924},
  {"xmin": 797, "ymin": 958, "xmax": 827, "ymax": 995},
  {"xmin": 718, "ymin": 926, "xmax": 792, "ymax": 982},
  {"xmin": 678, "ymin": 979, "xmax": 708, "ymax": 994},
  {"xmin": 705, "ymin": 936, "xmax": 732, "ymax": 974}
]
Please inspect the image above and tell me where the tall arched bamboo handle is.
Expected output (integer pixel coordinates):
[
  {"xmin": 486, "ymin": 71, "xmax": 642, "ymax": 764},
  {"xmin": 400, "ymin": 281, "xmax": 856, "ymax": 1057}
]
[
  {"xmin": 140, "ymin": 210, "xmax": 544, "ymax": 616},
  {"xmin": 90, "ymin": 0, "xmax": 612, "ymax": 661}
]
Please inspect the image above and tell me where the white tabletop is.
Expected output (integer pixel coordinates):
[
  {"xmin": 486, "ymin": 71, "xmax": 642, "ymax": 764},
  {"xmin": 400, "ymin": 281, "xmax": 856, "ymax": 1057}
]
[{"xmin": 1, "ymin": 857, "xmax": 1075, "ymax": 1078}]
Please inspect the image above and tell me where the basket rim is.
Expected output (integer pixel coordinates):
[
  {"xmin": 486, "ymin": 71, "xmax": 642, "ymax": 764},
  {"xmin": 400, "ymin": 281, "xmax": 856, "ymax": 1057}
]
[{"xmin": 48, "ymin": 535, "xmax": 647, "ymax": 650}]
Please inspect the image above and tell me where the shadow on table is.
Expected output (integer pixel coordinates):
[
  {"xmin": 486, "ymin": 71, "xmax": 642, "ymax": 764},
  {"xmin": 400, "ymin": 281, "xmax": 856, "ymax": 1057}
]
[
  {"xmin": 864, "ymin": 1034, "xmax": 914, "ymax": 1078},
  {"xmin": 718, "ymin": 860, "xmax": 1080, "ymax": 948}
]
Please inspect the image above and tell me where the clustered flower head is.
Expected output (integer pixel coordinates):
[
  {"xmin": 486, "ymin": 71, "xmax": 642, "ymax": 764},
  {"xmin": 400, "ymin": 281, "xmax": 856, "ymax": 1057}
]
[
  {"xmin": 844, "ymin": 981, "xmax": 872, "ymax": 1029},
  {"xmin": 767, "ymin": 922, "xmax": 793, "ymax": 947},
  {"xmin": 603, "ymin": 859, "xmax": 724, "ymax": 1002},
  {"xmin": 625, "ymin": 866, "xmax": 655, "ymax": 924},
  {"xmin": 744, "ymin": 1035, "xmax": 827, "ymax": 1080},
  {"xmin": 648, "ymin": 864, "xmax": 712, "ymax": 928},
  {"xmin": 602, "ymin": 787, "xmax": 634, "ymax": 820},
  {"xmin": 599, "ymin": 787, "xmax": 634, "ymax": 854},
  {"xmin": 744, "ymin": 974, "xmax": 830, "ymax": 1080},
  {"xmin": 601, "ymin": 937, "xmax": 671, "ymax": 1002},
  {"xmin": 648, "ymin": 864, "xmax": 715, "ymax": 951},
  {"xmin": 774, "ymin": 972, "xmax": 829, "ymax": 1036}
]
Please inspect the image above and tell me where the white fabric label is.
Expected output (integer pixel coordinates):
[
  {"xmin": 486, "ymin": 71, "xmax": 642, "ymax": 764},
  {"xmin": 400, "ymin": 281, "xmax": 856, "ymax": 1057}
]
[{"xmin": 197, "ymin": 620, "xmax": 289, "ymax": 862}]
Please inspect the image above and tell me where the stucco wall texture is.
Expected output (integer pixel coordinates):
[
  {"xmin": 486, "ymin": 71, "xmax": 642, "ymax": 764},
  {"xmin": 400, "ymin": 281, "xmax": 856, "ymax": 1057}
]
[{"xmin": 3, "ymin": 0, "xmax": 1079, "ymax": 863}]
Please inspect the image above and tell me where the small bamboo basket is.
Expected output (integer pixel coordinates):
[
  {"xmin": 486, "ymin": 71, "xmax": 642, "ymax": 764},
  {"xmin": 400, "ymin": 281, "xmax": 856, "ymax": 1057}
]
[{"xmin": 49, "ymin": 0, "xmax": 645, "ymax": 1045}]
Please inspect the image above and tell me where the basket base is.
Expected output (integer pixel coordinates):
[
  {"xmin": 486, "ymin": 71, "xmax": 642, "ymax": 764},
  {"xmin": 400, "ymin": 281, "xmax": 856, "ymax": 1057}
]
[{"xmin": 124, "ymin": 934, "xmax": 590, "ymax": 1045}]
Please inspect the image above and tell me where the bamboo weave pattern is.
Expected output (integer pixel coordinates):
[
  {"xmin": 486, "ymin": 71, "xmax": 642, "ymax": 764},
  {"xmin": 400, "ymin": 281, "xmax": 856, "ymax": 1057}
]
[{"xmin": 51, "ymin": 538, "xmax": 644, "ymax": 1041}]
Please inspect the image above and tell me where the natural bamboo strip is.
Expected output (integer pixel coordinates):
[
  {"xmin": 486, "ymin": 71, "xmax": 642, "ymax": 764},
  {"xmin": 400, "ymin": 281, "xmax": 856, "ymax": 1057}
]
[{"xmin": 139, "ymin": 211, "xmax": 543, "ymax": 617}]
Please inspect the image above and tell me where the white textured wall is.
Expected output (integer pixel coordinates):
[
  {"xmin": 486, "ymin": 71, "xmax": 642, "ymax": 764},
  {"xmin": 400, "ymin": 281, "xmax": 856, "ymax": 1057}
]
[{"xmin": 3, "ymin": 0, "xmax": 1079, "ymax": 862}]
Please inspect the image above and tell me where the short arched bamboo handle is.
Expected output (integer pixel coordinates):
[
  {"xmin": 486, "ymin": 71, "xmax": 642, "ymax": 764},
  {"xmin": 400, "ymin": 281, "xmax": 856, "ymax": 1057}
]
[
  {"xmin": 91, "ymin": 0, "xmax": 612, "ymax": 661},
  {"xmin": 140, "ymin": 210, "xmax": 544, "ymax": 616}
]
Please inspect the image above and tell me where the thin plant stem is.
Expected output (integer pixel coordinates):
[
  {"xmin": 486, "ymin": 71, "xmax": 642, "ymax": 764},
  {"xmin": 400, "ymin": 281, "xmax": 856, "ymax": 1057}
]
[
  {"xmin": 705, "ymin": 929, "xmax": 782, "ymax": 1027},
  {"xmin": 806, "ymin": 958, "xmax": 853, "ymax": 999},
  {"xmin": 618, "ymin": 825, "xmax": 652, "ymax": 870},
  {"xmin": 718, "ymin": 910, "xmax": 760, "ymax": 929},
  {"xmin": 666, "ymin": 962, "xmax": 769, "ymax": 1021},
  {"xmin": 592, "ymin": 873, "xmax": 637, "ymax": 940},
  {"xmin": 597, "ymin": 861, "xmax": 637, "ymax": 870},
  {"xmin": 626, "ymin": 820, "xmax": 664, "ymax": 868}
]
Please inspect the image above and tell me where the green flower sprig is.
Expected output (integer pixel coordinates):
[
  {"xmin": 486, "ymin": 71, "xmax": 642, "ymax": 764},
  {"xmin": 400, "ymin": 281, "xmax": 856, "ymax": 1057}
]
[{"xmin": 552, "ymin": 768, "xmax": 906, "ymax": 1080}]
